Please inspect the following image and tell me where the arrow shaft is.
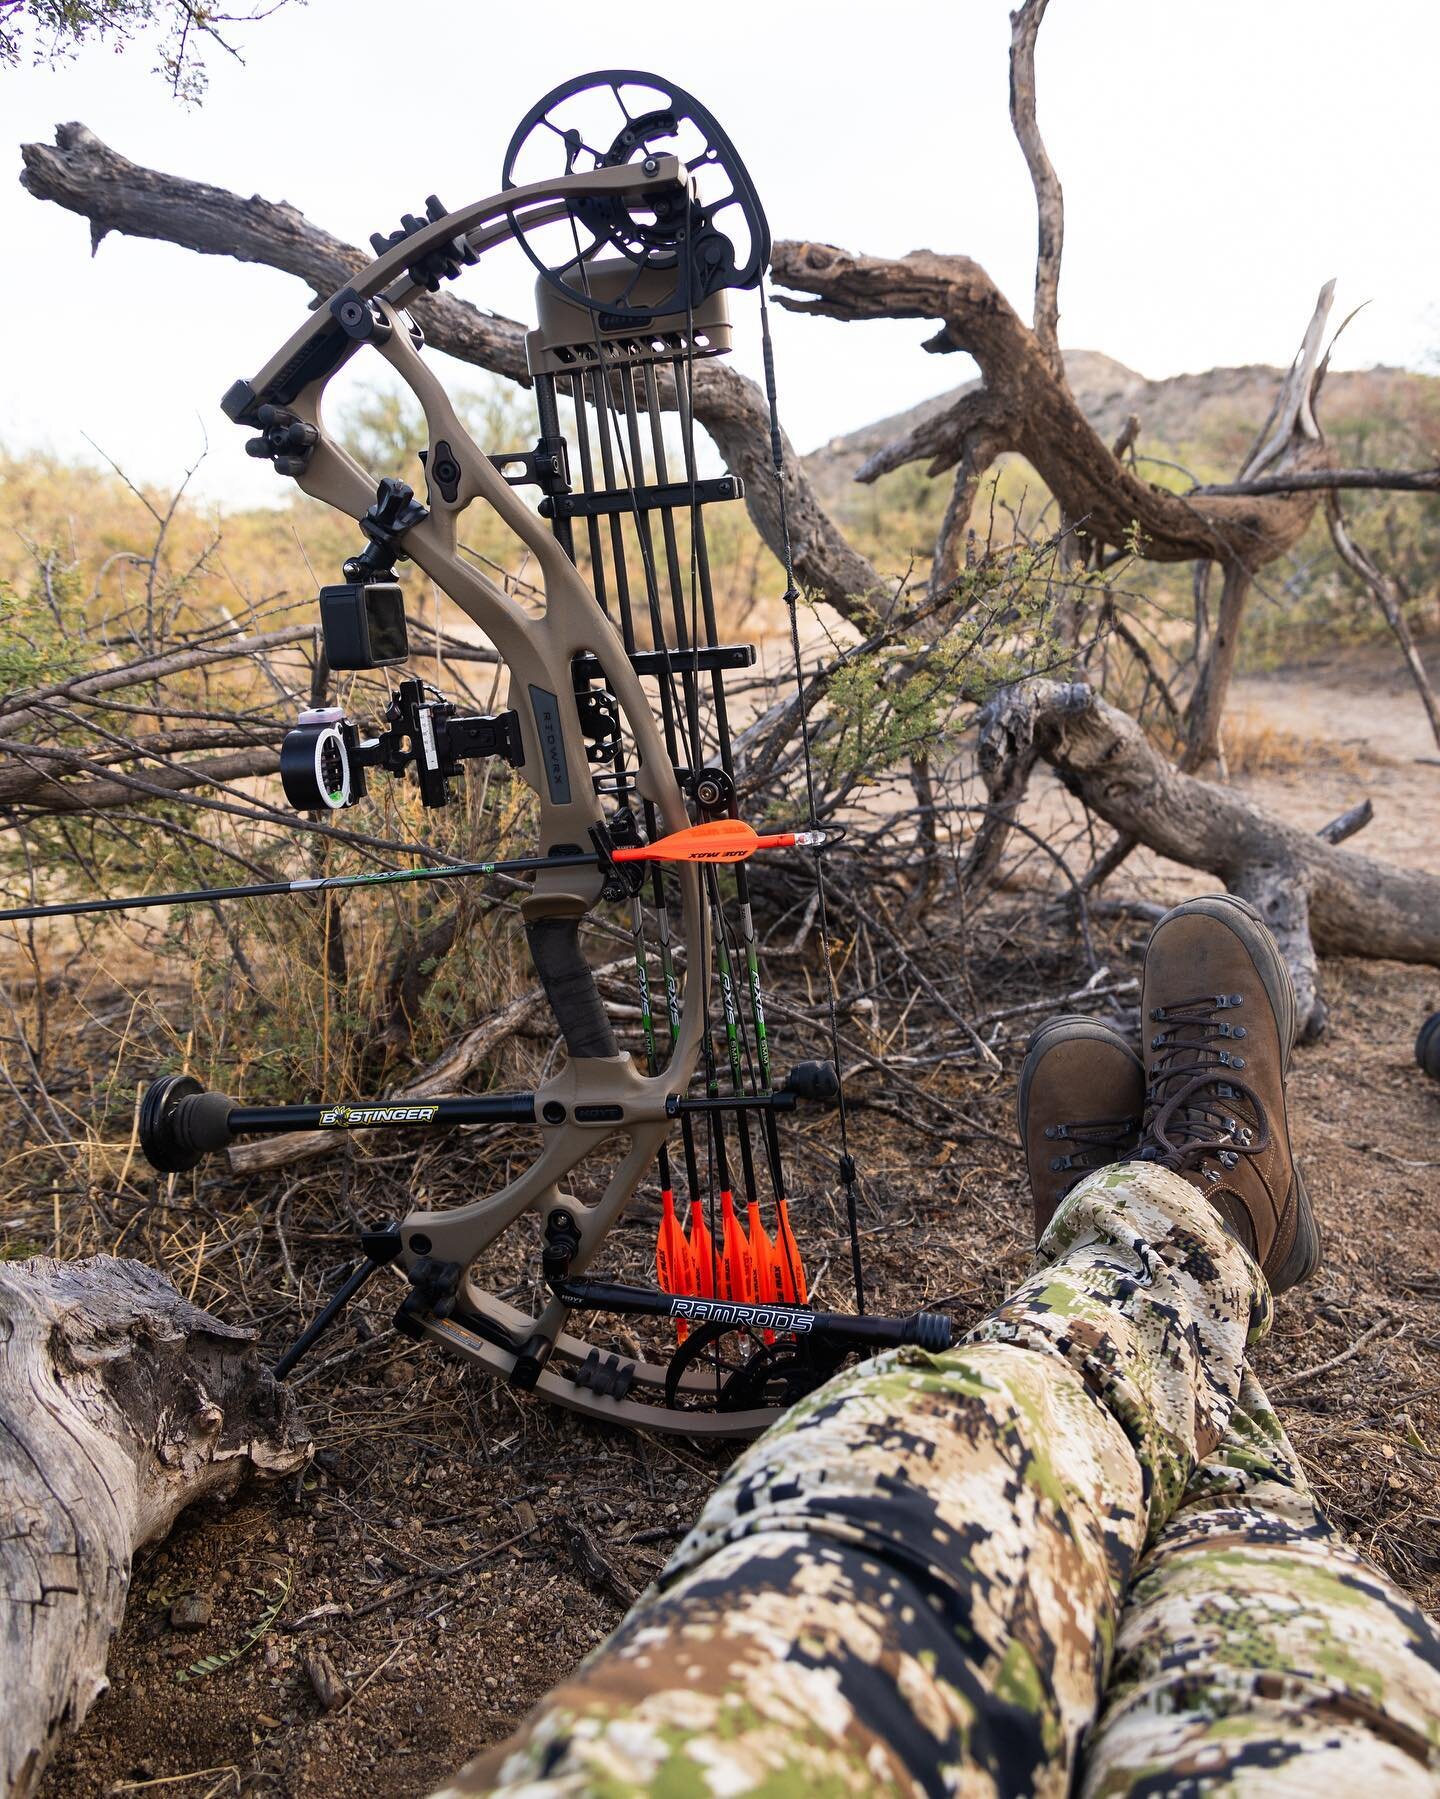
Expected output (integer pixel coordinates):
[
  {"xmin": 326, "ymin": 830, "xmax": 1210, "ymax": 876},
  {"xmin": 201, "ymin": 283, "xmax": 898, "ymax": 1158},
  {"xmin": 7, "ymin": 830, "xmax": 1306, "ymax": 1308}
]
[
  {"xmin": 0, "ymin": 828, "xmax": 837, "ymax": 923},
  {"xmin": 0, "ymin": 852, "xmax": 598, "ymax": 925}
]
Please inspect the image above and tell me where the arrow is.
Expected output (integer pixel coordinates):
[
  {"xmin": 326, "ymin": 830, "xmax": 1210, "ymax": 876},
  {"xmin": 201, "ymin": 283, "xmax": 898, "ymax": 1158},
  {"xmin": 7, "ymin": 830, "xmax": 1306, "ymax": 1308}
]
[
  {"xmin": 612, "ymin": 819, "xmax": 833, "ymax": 865},
  {"xmin": 0, "ymin": 852, "xmax": 598, "ymax": 925},
  {"xmin": 0, "ymin": 821, "xmax": 840, "ymax": 925}
]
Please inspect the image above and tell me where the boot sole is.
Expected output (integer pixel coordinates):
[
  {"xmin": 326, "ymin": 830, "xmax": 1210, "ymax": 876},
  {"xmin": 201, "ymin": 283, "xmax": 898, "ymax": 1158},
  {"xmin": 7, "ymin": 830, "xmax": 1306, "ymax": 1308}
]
[
  {"xmin": 1016, "ymin": 1015, "xmax": 1144, "ymax": 1146},
  {"xmin": 1144, "ymin": 893, "xmax": 1321, "ymax": 1293}
]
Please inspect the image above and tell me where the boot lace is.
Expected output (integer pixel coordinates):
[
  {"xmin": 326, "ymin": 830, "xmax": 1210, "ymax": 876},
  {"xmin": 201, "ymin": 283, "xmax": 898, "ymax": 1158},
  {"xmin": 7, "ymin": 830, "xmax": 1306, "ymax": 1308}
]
[
  {"xmin": 1139, "ymin": 992, "xmax": 1270, "ymax": 1178},
  {"xmin": 1045, "ymin": 1113, "xmax": 1140, "ymax": 1194}
]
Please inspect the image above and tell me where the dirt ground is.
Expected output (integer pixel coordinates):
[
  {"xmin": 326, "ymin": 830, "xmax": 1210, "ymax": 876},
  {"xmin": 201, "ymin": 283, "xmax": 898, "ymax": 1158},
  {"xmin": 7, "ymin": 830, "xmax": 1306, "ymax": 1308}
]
[{"xmin": 35, "ymin": 643, "xmax": 1440, "ymax": 1799}]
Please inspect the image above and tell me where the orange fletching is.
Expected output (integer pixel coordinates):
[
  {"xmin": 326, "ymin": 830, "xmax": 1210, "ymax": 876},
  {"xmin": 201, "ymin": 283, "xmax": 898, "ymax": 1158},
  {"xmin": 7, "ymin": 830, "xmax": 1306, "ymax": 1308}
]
[
  {"xmin": 656, "ymin": 1187, "xmax": 697, "ymax": 1340},
  {"xmin": 746, "ymin": 1199, "xmax": 778, "ymax": 1307},
  {"xmin": 687, "ymin": 1201, "xmax": 716, "ymax": 1299},
  {"xmin": 718, "ymin": 1189, "xmax": 756, "ymax": 1302},
  {"xmin": 772, "ymin": 1198, "xmax": 808, "ymax": 1306},
  {"xmin": 746, "ymin": 1198, "xmax": 779, "ymax": 1343},
  {"xmin": 612, "ymin": 819, "xmax": 805, "ymax": 865}
]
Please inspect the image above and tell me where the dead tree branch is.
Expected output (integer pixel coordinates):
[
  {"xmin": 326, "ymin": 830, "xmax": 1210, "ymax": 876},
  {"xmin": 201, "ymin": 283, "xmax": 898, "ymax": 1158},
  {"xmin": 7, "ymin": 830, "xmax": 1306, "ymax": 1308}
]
[
  {"xmin": 0, "ymin": 624, "xmax": 313, "ymax": 737},
  {"xmin": 772, "ymin": 243, "xmax": 1329, "ymax": 568},
  {"xmin": 1009, "ymin": 0, "xmax": 1064, "ymax": 380},
  {"xmin": 982, "ymin": 678, "xmax": 1440, "ymax": 1037},
  {"xmin": 1196, "ymin": 466, "xmax": 1440, "ymax": 497},
  {"xmin": 1323, "ymin": 495, "xmax": 1440, "ymax": 750}
]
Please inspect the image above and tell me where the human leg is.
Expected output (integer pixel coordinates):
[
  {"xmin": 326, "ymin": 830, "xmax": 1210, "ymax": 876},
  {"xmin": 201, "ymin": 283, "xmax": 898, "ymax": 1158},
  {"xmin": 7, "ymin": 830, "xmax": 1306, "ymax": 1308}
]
[
  {"xmin": 437, "ymin": 1161, "xmax": 1262, "ymax": 1799},
  {"xmin": 1080, "ymin": 1368, "xmax": 1440, "ymax": 1794},
  {"xmin": 1075, "ymin": 895, "xmax": 1440, "ymax": 1791},
  {"xmin": 438, "ymin": 896, "xmax": 1343, "ymax": 1798}
]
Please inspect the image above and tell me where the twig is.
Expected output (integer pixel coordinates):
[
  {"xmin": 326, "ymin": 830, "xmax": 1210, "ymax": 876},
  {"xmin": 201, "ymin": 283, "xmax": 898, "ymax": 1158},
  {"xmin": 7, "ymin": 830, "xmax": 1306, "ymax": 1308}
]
[{"xmin": 1269, "ymin": 1316, "xmax": 1394, "ymax": 1394}]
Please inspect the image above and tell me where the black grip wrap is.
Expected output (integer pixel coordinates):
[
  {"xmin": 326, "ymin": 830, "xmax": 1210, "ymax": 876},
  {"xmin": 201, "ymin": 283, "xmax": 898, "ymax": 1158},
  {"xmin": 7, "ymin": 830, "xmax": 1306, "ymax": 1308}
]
[{"xmin": 526, "ymin": 916, "xmax": 618, "ymax": 1059}]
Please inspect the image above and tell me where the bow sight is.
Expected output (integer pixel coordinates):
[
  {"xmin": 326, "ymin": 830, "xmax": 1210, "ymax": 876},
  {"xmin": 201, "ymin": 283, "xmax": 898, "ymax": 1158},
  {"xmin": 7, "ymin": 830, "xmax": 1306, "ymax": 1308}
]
[
  {"xmin": 18, "ymin": 71, "xmax": 953, "ymax": 1435},
  {"xmin": 280, "ymin": 682, "xmax": 524, "ymax": 814}
]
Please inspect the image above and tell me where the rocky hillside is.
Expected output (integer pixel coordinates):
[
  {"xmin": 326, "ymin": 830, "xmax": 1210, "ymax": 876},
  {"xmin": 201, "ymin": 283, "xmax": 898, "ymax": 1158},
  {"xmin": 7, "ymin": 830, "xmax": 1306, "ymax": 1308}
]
[{"xmin": 804, "ymin": 351, "xmax": 1439, "ymax": 515}]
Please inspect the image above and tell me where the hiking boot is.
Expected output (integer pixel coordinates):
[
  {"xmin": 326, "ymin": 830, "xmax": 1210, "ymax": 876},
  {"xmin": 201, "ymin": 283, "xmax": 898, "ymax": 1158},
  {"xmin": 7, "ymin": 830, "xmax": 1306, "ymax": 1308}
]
[
  {"xmin": 1138, "ymin": 893, "xmax": 1321, "ymax": 1293},
  {"xmin": 1017, "ymin": 1016, "xmax": 1144, "ymax": 1242}
]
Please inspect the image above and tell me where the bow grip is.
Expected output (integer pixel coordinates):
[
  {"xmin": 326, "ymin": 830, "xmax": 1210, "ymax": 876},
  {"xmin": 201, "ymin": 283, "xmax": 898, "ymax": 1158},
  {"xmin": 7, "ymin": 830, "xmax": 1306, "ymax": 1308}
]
[{"xmin": 525, "ymin": 915, "xmax": 618, "ymax": 1059}]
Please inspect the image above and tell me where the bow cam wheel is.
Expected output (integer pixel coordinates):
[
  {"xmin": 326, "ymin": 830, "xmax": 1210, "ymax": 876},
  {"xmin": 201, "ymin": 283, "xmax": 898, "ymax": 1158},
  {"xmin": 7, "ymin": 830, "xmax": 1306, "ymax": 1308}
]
[{"xmin": 502, "ymin": 69, "xmax": 770, "ymax": 323}]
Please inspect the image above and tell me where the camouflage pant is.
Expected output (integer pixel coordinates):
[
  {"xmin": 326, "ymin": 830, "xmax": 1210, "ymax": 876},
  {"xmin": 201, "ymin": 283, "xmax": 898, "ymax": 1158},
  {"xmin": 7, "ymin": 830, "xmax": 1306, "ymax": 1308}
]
[{"xmin": 439, "ymin": 1165, "xmax": 1440, "ymax": 1796}]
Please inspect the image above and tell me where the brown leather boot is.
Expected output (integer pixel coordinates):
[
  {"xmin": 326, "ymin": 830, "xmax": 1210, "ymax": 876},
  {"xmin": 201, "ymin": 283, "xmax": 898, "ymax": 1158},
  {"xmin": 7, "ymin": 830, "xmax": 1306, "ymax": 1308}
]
[
  {"xmin": 1017, "ymin": 1016, "xmax": 1144, "ymax": 1242},
  {"xmin": 1138, "ymin": 893, "xmax": 1321, "ymax": 1292}
]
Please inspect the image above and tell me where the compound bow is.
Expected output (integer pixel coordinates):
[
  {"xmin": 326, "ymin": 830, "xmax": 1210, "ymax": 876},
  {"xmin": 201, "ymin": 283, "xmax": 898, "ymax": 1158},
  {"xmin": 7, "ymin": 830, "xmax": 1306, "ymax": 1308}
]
[{"xmin": 11, "ymin": 72, "xmax": 951, "ymax": 1434}]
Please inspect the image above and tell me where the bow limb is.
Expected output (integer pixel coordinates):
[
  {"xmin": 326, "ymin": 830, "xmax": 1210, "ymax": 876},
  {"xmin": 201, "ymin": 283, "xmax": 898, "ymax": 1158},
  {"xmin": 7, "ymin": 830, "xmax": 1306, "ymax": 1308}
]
[
  {"xmin": 393, "ymin": 1070, "xmax": 671, "ymax": 1290},
  {"xmin": 230, "ymin": 162, "xmax": 683, "ymax": 419}
]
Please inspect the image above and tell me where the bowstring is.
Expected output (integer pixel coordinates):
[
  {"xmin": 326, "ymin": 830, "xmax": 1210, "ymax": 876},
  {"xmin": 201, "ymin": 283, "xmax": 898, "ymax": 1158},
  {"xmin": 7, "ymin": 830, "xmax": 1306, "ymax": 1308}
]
[
  {"xmin": 673, "ymin": 291, "xmax": 796, "ymax": 1310},
  {"xmin": 674, "ymin": 192, "xmax": 791, "ymax": 1333},
  {"xmin": 756, "ymin": 285, "xmax": 866, "ymax": 1313},
  {"xmin": 555, "ymin": 199, "xmax": 719, "ymax": 1385},
  {"xmin": 565, "ymin": 195, "xmax": 733, "ymax": 1397}
]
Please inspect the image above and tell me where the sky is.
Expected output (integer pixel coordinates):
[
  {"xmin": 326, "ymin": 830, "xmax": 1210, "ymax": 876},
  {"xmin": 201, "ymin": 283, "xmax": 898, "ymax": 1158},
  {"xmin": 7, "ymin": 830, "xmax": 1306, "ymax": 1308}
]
[{"xmin": 3, "ymin": 0, "xmax": 1437, "ymax": 509}]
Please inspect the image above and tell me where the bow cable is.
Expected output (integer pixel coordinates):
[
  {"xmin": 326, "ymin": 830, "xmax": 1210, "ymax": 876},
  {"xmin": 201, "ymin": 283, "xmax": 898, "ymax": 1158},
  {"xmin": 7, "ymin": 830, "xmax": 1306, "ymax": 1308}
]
[{"xmin": 756, "ymin": 285, "xmax": 867, "ymax": 1313}]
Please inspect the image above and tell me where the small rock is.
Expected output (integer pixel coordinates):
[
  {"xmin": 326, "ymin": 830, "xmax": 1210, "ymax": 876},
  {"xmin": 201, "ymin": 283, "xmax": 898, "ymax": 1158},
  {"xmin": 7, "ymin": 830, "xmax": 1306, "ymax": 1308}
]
[
  {"xmin": 303, "ymin": 1648, "xmax": 351, "ymax": 1712},
  {"xmin": 169, "ymin": 1594, "xmax": 212, "ymax": 1631}
]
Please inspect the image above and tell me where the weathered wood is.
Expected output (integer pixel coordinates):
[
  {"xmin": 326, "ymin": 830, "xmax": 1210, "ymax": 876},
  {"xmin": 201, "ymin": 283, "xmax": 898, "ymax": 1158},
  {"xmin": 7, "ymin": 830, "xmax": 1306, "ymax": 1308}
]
[
  {"xmin": 0, "ymin": 1256, "xmax": 307, "ymax": 1797},
  {"xmin": 1196, "ymin": 466, "xmax": 1440, "ymax": 496},
  {"xmin": 982, "ymin": 679, "xmax": 1440, "ymax": 1038},
  {"xmin": 1009, "ymin": 0, "xmax": 1064, "ymax": 380},
  {"xmin": 772, "ymin": 241, "xmax": 1329, "ymax": 572},
  {"xmin": 1317, "ymin": 799, "xmax": 1374, "ymax": 846}
]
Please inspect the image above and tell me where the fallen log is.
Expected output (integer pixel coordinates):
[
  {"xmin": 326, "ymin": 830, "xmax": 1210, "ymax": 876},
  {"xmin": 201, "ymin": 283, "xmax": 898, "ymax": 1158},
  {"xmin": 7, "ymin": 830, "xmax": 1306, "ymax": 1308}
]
[
  {"xmin": 0, "ymin": 1256, "xmax": 307, "ymax": 1798},
  {"xmin": 982, "ymin": 679, "xmax": 1440, "ymax": 1039}
]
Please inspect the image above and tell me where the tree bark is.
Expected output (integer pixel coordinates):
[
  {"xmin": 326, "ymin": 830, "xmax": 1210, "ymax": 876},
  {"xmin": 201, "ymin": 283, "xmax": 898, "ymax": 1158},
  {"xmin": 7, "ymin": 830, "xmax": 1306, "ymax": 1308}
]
[
  {"xmin": 771, "ymin": 242, "xmax": 1329, "ymax": 571},
  {"xmin": 981, "ymin": 678, "xmax": 1440, "ymax": 1038},
  {"xmin": 0, "ymin": 1256, "xmax": 307, "ymax": 1797}
]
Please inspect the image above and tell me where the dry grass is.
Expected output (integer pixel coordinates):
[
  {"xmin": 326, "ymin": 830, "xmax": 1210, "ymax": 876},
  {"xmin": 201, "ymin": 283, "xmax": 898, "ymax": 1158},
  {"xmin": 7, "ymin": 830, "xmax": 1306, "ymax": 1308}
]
[{"xmin": 1221, "ymin": 711, "xmax": 1386, "ymax": 778}]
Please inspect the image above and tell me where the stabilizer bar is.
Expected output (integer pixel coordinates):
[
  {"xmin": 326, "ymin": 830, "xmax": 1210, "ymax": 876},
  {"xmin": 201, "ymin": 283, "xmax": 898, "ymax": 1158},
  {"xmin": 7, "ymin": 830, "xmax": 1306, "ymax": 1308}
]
[{"xmin": 556, "ymin": 1276, "xmax": 953, "ymax": 1352}]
